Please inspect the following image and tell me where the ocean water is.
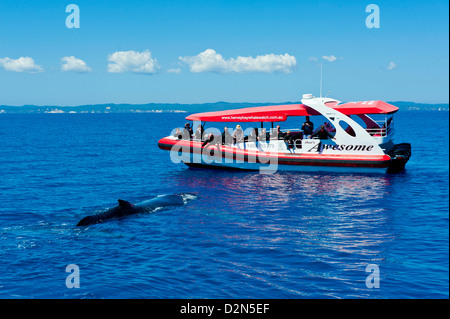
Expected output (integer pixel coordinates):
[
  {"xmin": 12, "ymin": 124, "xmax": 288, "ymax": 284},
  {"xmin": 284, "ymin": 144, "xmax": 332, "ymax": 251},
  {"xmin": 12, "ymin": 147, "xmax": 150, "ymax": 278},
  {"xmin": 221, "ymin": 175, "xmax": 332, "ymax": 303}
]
[{"xmin": 0, "ymin": 110, "xmax": 448, "ymax": 299}]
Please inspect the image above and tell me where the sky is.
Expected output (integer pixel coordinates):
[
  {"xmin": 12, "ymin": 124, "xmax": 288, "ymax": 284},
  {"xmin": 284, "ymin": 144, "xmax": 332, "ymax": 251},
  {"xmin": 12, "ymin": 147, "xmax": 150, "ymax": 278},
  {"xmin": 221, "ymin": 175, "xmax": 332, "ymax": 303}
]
[{"xmin": 0, "ymin": 0, "xmax": 448, "ymax": 106}]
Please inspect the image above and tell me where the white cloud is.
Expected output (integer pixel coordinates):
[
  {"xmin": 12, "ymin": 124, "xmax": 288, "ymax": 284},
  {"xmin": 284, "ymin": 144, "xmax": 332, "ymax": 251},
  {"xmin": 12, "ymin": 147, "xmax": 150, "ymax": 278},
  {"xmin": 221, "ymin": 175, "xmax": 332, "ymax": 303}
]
[
  {"xmin": 61, "ymin": 56, "xmax": 92, "ymax": 73},
  {"xmin": 107, "ymin": 50, "xmax": 159, "ymax": 74},
  {"xmin": 309, "ymin": 56, "xmax": 318, "ymax": 61},
  {"xmin": 179, "ymin": 49, "xmax": 296, "ymax": 73},
  {"xmin": 322, "ymin": 55, "xmax": 338, "ymax": 62},
  {"xmin": 167, "ymin": 68, "xmax": 182, "ymax": 74},
  {"xmin": 0, "ymin": 56, "xmax": 44, "ymax": 73},
  {"xmin": 387, "ymin": 61, "xmax": 397, "ymax": 70}
]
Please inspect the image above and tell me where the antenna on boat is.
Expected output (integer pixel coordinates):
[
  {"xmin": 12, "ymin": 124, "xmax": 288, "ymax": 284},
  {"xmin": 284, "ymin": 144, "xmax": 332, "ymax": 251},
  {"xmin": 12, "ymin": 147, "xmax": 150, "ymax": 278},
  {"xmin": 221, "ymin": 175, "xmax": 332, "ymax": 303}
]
[{"xmin": 320, "ymin": 62, "xmax": 323, "ymax": 98}]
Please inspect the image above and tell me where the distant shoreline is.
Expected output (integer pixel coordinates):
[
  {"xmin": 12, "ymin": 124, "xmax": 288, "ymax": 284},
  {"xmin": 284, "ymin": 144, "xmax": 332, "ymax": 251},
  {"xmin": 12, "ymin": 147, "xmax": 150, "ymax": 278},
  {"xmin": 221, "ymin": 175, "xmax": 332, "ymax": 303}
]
[{"xmin": 0, "ymin": 101, "xmax": 448, "ymax": 114}]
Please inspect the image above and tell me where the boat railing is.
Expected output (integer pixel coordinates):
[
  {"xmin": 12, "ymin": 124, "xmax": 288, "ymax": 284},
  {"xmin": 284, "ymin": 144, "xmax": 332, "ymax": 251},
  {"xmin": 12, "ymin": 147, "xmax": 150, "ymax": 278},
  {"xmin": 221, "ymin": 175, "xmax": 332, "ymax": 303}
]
[{"xmin": 365, "ymin": 118, "xmax": 394, "ymax": 137}]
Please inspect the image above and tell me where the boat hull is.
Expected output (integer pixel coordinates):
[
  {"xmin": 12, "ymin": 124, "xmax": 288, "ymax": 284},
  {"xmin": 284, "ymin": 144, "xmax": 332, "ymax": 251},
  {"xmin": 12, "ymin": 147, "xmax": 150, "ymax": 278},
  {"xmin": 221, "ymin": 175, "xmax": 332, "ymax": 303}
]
[
  {"xmin": 183, "ymin": 162, "xmax": 389, "ymax": 174},
  {"xmin": 158, "ymin": 137, "xmax": 392, "ymax": 174}
]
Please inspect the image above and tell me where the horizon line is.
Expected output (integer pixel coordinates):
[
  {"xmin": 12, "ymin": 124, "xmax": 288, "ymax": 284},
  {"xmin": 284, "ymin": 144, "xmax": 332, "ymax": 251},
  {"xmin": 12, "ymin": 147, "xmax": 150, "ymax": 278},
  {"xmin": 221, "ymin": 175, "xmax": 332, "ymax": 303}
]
[{"xmin": 1, "ymin": 100, "xmax": 449, "ymax": 108}]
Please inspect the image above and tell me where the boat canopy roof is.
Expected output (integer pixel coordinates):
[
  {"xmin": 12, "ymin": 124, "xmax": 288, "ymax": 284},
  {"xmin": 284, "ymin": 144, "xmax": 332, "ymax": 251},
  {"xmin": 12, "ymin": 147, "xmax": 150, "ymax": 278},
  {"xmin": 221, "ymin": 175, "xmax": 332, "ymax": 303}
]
[{"xmin": 185, "ymin": 100, "xmax": 399, "ymax": 122}]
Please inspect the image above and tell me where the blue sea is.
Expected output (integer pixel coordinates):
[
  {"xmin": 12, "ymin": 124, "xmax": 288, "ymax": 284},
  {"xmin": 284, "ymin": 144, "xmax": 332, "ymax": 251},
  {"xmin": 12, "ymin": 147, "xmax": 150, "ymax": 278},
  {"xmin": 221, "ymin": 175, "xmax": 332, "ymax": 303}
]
[{"xmin": 0, "ymin": 110, "xmax": 448, "ymax": 299}]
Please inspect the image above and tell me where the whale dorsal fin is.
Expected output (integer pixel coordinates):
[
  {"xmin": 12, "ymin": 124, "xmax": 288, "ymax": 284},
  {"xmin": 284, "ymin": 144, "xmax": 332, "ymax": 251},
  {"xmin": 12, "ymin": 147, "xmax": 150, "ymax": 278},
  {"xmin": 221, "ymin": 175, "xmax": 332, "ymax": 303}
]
[{"xmin": 118, "ymin": 199, "xmax": 133, "ymax": 207}]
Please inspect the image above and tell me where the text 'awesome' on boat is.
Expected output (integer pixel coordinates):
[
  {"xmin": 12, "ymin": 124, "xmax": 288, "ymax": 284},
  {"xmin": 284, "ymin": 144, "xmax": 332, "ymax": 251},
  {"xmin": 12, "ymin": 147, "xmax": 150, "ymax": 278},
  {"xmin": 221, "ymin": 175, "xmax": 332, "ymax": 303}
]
[{"xmin": 158, "ymin": 94, "xmax": 411, "ymax": 174}]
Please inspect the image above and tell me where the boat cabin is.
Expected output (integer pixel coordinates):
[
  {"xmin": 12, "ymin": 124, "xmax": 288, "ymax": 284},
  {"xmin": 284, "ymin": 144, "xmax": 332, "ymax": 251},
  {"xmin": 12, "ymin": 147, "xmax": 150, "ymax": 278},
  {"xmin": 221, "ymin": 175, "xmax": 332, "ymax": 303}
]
[{"xmin": 180, "ymin": 95, "xmax": 398, "ymax": 155}]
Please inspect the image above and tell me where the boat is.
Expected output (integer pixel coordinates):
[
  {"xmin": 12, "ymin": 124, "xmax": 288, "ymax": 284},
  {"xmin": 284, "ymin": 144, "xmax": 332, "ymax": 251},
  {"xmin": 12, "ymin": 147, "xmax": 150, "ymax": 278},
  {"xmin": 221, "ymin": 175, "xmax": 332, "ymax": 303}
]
[{"xmin": 157, "ymin": 94, "xmax": 411, "ymax": 174}]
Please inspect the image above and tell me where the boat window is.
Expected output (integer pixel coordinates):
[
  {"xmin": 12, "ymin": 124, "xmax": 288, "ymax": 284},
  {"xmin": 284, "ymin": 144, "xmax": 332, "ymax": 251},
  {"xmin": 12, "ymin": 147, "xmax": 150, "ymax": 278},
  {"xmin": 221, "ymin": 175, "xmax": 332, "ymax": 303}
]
[
  {"xmin": 352, "ymin": 115, "xmax": 371, "ymax": 129},
  {"xmin": 337, "ymin": 120, "xmax": 356, "ymax": 137}
]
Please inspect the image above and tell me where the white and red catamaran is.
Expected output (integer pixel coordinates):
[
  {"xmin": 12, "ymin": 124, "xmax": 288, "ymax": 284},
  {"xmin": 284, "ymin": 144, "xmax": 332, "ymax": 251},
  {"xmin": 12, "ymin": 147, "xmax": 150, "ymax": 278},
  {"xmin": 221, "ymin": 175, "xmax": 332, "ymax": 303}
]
[{"xmin": 158, "ymin": 94, "xmax": 411, "ymax": 174}]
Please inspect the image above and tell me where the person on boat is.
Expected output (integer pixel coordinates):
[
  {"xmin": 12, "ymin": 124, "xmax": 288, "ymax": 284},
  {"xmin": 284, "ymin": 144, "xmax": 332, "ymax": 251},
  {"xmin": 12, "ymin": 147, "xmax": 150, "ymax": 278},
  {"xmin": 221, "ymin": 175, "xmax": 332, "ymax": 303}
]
[
  {"xmin": 284, "ymin": 131, "xmax": 295, "ymax": 151},
  {"xmin": 323, "ymin": 122, "xmax": 334, "ymax": 132},
  {"xmin": 248, "ymin": 128, "xmax": 259, "ymax": 143},
  {"xmin": 173, "ymin": 128, "xmax": 183, "ymax": 140},
  {"xmin": 232, "ymin": 125, "xmax": 245, "ymax": 148},
  {"xmin": 271, "ymin": 125, "xmax": 285, "ymax": 140},
  {"xmin": 310, "ymin": 125, "xmax": 335, "ymax": 140},
  {"xmin": 221, "ymin": 127, "xmax": 232, "ymax": 145},
  {"xmin": 277, "ymin": 125, "xmax": 286, "ymax": 139},
  {"xmin": 301, "ymin": 116, "xmax": 314, "ymax": 136},
  {"xmin": 184, "ymin": 123, "xmax": 193, "ymax": 137},
  {"xmin": 194, "ymin": 124, "xmax": 204, "ymax": 140},
  {"xmin": 202, "ymin": 132, "xmax": 216, "ymax": 147},
  {"xmin": 259, "ymin": 128, "xmax": 268, "ymax": 142}
]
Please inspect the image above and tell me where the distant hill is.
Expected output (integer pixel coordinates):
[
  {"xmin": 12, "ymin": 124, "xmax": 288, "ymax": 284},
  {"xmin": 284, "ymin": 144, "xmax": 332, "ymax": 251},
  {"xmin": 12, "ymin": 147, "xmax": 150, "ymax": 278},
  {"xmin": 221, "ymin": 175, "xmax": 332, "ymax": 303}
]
[
  {"xmin": 388, "ymin": 101, "xmax": 449, "ymax": 111},
  {"xmin": 0, "ymin": 101, "xmax": 448, "ymax": 114}
]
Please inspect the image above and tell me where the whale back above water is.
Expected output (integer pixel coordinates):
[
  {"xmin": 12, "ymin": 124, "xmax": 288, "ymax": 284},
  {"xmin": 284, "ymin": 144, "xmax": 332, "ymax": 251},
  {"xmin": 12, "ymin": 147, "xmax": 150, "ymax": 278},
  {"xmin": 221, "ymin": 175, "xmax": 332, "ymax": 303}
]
[
  {"xmin": 135, "ymin": 194, "xmax": 185, "ymax": 212},
  {"xmin": 76, "ymin": 193, "xmax": 194, "ymax": 226}
]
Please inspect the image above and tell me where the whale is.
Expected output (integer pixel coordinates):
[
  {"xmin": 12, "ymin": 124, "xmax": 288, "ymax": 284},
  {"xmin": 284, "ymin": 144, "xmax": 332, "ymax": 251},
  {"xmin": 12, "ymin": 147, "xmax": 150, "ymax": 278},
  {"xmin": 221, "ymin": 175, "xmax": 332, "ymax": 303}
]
[{"xmin": 77, "ymin": 193, "xmax": 195, "ymax": 226}]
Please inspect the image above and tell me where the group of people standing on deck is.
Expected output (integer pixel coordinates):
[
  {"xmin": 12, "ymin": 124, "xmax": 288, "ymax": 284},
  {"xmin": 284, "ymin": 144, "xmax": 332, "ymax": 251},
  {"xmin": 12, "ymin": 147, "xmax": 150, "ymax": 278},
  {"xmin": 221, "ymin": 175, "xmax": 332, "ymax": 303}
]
[
  {"xmin": 173, "ymin": 115, "xmax": 335, "ymax": 148},
  {"xmin": 301, "ymin": 116, "xmax": 335, "ymax": 140}
]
